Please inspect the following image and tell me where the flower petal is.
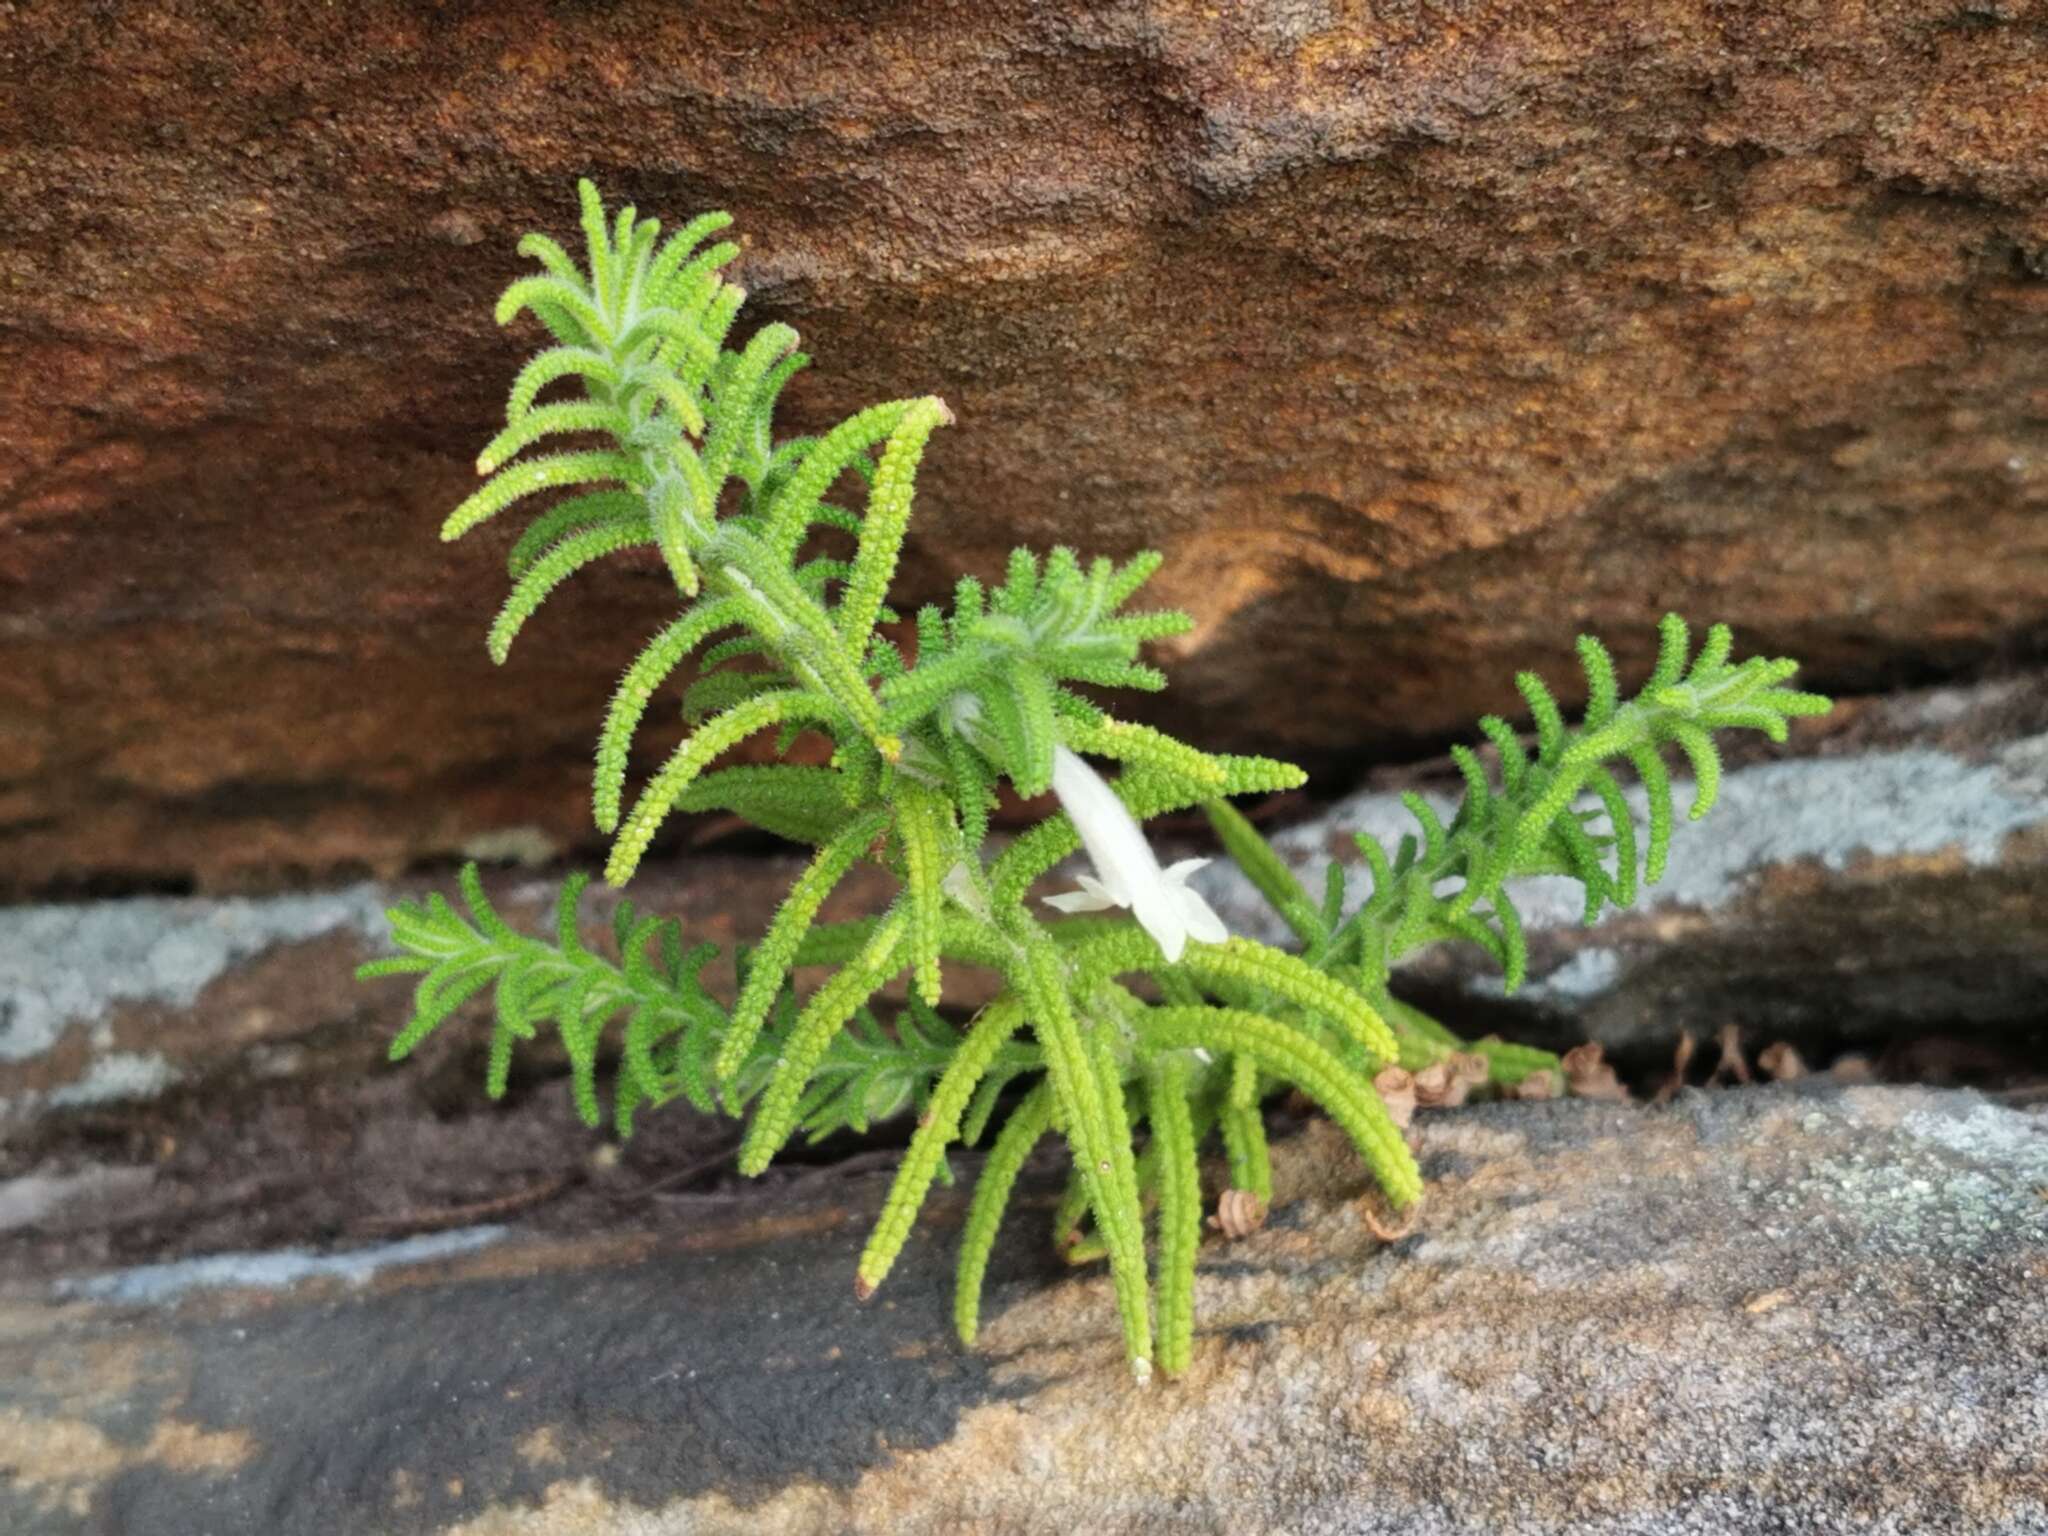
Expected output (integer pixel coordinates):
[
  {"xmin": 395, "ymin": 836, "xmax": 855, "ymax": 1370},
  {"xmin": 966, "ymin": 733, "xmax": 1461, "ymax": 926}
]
[
  {"xmin": 1049, "ymin": 746, "xmax": 1152, "ymax": 907},
  {"xmin": 1174, "ymin": 882, "xmax": 1230, "ymax": 947},
  {"xmin": 1044, "ymin": 886, "xmax": 1118, "ymax": 914},
  {"xmin": 1043, "ymin": 744, "xmax": 1229, "ymax": 961},
  {"xmin": 1129, "ymin": 881, "xmax": 1191, "ymax": 962}
]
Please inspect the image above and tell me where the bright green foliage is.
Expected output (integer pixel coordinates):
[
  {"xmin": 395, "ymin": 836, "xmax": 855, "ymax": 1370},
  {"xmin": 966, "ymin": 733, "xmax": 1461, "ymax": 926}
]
[
  {"xmin": 1146, "ymin": 1056, "xmax": 1201, "ymax": 1377},
  {"xmin": 369, "ymin": 866, "xmax": 725, "ymax": 1137},
  {"xmin": 718, "ymin": 809, "xmax": 891, "ymax": 1083},
  {"xmin": 953, "ymin": 1083, "xmax": 1055, "ymax": 1346},
  {"xmin": 359, "ymin": 185, "xmax": 1832, "ymax": 1383},
  {"xmin": 1391, "ymin": 622, "xmax": 1806, "ymax": 985},
  {"xmin": 1219, "ymin": 1050, "xmax": 1272, "ymax": 1201},
  {"xmin": 1200, "ymin": 617, "xmax": 1831, "ymax": 1084},
  {"xmin": 855, "ymin": 995, "xmax": 1030, "ymax": 1296},
  {"xmin": 737, "ymin": 911, "xmax": 909, "ymax": 1176}
]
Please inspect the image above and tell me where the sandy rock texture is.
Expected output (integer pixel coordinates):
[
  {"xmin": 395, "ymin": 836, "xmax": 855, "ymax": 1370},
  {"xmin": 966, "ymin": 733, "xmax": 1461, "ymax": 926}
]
[
  {"xmin": 5, "ymin": 1, "xmax": 2048, "ymax": 892},
  {"xmin": 4, "ymin": 1086, "xmax": 2045, "ymax": 1533}
]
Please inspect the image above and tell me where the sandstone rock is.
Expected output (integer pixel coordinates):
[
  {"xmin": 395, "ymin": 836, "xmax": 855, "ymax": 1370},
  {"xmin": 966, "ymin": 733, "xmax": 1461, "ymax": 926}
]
[
  {"xmin": 1196, "ymin": 671, "xmax": 2048, "ymax": 1065},
  {"xmin": 6, "ymin": 3, "xmax": 2048, "ymax": 893},
  {"xmin": 3, "ymin": 1087, "xmax": 2044, "ymax": 1532}
]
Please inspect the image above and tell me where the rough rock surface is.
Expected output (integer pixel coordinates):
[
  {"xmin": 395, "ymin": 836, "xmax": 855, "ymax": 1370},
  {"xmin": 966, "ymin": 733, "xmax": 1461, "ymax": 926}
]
[
  {"xmin": 1199, "ymin": 670, "xmax": 2048, "ymax": 1064},
  {"xmin": 4, "ymin": 672, "xmax": 2041, "ymax": 1150},
  {"xmin": 4, "ymin": 1087, "xmax": 2045, "ymax": 1533},
  {"xmin": 6, "ymin": 1, "xmax": 2048, "ymax": 892}
]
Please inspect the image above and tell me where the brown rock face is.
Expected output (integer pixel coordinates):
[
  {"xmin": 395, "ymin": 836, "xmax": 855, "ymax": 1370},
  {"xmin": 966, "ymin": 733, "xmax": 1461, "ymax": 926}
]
[{"xmin": 6, "ymin": 2, "xmax": 2048, "ymax": 893}]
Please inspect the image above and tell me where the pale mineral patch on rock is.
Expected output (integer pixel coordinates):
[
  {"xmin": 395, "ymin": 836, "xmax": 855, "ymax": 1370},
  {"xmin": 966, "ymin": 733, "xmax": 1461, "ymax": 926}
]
[
  {"xmin": 0, "ymin": 886, "xmax": 390, "ymax": 1064},
  {"xmin": 57, "ymin": 1225, "xmax": 507, "ymax": 1306},
  {"xmin": 43, "ymin": 1050, "xmax": 180, "ymax": 1109},
  {"xmin": 0, "ymin": 884, "xmax": 395, "ymax": 1132},
  {"xmin": 0, "ymin": 1409, "xmax": 253, "ymax": 1522},
  {"xmin": 0, "ymin": 1166, "xmax": 155, "ymax": 1234}
]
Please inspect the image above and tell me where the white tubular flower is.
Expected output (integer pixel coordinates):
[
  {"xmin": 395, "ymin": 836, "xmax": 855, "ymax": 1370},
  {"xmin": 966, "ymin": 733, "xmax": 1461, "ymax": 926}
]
[{"xmin": 1041, "ymin": 744, "xmax": 1228, "ymax": 962}]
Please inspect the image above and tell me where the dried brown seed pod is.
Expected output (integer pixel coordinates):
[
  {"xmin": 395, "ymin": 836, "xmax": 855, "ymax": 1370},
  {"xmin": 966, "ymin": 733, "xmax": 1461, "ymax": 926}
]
[
  {"xmin": 1758, "ymin": 1041, "xmax": 1808, "ymax": 1081},
  {"xmin": 1412, "ymin": 1059, "xmax": 1474, "ymax": 1110},
  {"xmin": 1373, "ymin": 1065, "xmax": 1418, "ymax": 1128},
  {"xmin": 1652, "ymin": 1029, "xmax": 1697, "ymax": 1105},
  {"xmin": 1207, "ymin": 1187, "xmax": 1269, "ymax": 1241},
  {"xmin": 1510, "ymin": 1070, "xmax": 1560, "ymax": 1101},
  {"xmin": 1830, "ymin": 1053, "xmax": 1876, "ymax": 1084},
  {"xmin": 1710, "ymin": 1023, "xmax": 1752, "ymax": 1086},
  {"xmin": 1362, "ymin": 1188, "xmax": 1420, "ymax": 1242},
  {"xmin": 1562, "ymin": 1042, "xmax": 1630, "ymax": 1102}
]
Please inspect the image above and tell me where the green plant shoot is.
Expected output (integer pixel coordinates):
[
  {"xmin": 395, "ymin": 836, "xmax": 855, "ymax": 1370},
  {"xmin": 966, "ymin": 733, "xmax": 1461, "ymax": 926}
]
[{"xmin": 359, "ymin": 184, "xmax": 1833, "ymax": 1382}]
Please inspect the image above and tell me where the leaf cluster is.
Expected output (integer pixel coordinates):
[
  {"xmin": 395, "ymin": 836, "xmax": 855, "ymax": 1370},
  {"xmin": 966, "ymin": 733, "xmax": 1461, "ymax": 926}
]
[
  {"xmin": 361, "ymin": 185, "xmax": 1832, "ymax": 1383},
  {"xmin": 1206, "ymin": 614, "xmax": 1832, "ymax": 1002}
]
